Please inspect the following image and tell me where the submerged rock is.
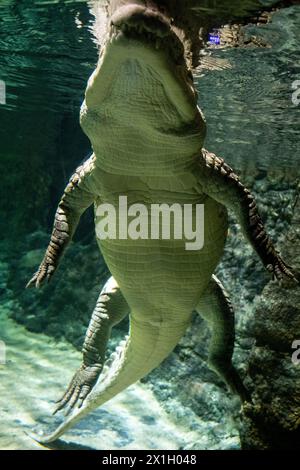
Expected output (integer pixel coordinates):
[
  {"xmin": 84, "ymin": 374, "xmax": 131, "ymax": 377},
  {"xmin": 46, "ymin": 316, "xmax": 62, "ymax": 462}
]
[{"xmin": 240, "ymin": 187, "xmax": 300, "ymax": 449}]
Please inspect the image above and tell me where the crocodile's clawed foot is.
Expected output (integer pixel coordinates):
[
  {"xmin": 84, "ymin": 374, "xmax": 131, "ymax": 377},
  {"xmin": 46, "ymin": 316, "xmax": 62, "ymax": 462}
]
[
  {"xmin": 26, "ymin": 261, "xmax": 56, "ymax": 288},
  {"xmin": 266, "ymin": 256, "xmax": 299, "ymax": 286},
  {"xmin": 53, "ymin": 364, "xmax": 102, "ymax": 415}
]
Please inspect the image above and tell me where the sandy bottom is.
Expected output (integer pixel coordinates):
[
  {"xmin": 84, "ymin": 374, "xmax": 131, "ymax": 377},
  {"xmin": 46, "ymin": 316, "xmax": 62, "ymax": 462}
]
[{"xmin": 0, "ymin": 311, "xmax": 237, "ymax": 450}]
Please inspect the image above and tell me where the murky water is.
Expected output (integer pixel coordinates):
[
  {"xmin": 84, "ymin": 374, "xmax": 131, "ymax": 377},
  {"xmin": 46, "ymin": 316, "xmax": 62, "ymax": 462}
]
[
  {"xmin": 1, "ymin": 310, "xmax": 221, "ymax": 450},
  {"xmin": 1, "ymin": 1, "xmax": 299, "ymax": 178},
  {"xmin": 0, "ymin": 0, "xmax": 299, "ymax": 451},
  {"xmin": 198, "ymin": 6, "xmax": 300, "ymax": 176},
  {"xmin": 0, "ymin": 0, "xmax": 95, "ymax": 113}
]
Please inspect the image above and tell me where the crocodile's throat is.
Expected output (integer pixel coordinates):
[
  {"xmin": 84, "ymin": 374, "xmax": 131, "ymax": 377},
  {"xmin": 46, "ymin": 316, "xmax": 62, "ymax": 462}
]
[{"xmin": 80, "ymin": 4, "xmax": 206, "ymax": 176}]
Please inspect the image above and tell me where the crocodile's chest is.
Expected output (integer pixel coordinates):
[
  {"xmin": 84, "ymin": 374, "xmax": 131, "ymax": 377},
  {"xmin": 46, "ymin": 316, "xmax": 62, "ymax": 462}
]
[
  {"xmin": 91, "ymin": 169, "xmax": 228, "ymax": 313},
  {"xmin": 80, "ymin": 58, "xmax": 206, "ymax": 176}
]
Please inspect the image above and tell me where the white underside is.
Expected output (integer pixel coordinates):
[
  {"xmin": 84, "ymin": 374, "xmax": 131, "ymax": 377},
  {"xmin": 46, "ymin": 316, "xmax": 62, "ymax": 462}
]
[{"xmin": 80, "ymin": 34, "xmax": 206, "ymax": 175}]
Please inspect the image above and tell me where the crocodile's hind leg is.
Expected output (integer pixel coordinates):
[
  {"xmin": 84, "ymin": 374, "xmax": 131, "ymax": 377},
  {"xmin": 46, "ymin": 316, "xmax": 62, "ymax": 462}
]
[
  {"xmin": 196, "ymin": 274, "xmax": 250, "ymax": 402},
  {"xmin": 82, "ymin": 276, "xmax": 130, "ymax": 369},
  {"xmin": 29, "ymin": 310, "xmax": 192, "ymax": 443},
  {"xmin": 54, "ymin": 276, "xmax": 130, "ymax": 414}
]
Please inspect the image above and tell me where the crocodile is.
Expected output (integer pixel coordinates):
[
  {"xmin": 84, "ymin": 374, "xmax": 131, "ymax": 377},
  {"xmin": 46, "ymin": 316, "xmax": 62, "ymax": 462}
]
[{"xmin": 26, "ymin": 0, "xmax": 296, "ymax": 444}]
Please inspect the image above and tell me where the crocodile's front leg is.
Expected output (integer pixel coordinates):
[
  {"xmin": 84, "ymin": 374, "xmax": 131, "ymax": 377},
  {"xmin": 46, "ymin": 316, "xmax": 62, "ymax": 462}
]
[
  {"xmin": 27, "ymin": 156, "xmax": 96, "ymax": 288},
  {"xmin": 54, "ymin": 277, "xmax": 130, "ymax": 414},
  {"xmin": 197, "ymin": 149, "xmax": 297, "ymax": 283}
]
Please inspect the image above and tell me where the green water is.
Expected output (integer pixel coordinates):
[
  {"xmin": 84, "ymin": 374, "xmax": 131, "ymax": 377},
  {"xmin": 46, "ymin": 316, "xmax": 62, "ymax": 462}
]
[
  {"xmin": 199, "ymin": 6, "xmax": 300, "ymax": 176},
  {"xmin": 0, "ymin": 0, "xmax": 299, "ymax": 450}
]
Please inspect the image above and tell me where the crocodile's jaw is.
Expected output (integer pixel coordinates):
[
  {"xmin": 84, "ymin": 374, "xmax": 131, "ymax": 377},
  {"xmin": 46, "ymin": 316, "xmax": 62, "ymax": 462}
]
[
  {"xmin": 80, "ymin": 3, "xmax": 206, "ymax": 175},
  {"xmin": 84, "ymin": 31, "xmax": 197, "ymax": 119},
  {"xmin": 82, "ymin": 4, "xmax": 205, "ymax": 140},
  {"xmin": 86, "ymin": 1, "xmax": 198, "ymax": 115}
]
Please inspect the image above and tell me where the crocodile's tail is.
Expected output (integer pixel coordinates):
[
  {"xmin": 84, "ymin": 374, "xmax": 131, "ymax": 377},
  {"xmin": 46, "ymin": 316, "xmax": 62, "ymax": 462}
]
[{"xmin": 29, "ymin": 314, "xmax": 191, "ymax": 444}]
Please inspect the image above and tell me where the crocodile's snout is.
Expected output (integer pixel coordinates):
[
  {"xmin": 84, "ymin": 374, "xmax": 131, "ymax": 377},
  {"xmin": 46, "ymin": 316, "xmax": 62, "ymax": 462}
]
[{"xmin": 110, "ymin": 3, "xmax": 171, "ymax": 38}]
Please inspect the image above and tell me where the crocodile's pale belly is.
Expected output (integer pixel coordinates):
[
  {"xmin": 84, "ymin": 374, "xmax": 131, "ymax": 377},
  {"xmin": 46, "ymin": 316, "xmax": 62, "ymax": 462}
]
[
  {"xmin": 81, "ymin": 38, "xmax": 224, "ymax": 319},
  {"xmin": 80, "ymin": 54, "xmax": 206, "ymax": 176},
  {"xmin": 95, "ymin": 190, "xmax": 228, "ymax": 319}
]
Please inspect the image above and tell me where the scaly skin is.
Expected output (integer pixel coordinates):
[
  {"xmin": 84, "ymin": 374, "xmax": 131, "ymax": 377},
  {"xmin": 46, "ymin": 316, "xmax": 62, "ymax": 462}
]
[{"xmin": 27, "ymin": 0, "xmax": 296, "ymax": 444}]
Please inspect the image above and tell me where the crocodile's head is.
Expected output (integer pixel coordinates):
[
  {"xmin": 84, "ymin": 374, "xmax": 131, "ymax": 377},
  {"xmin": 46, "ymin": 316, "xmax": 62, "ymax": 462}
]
[
  {"xmin": 84, "ymin": 0, "xmax": 284, "ymax": 122},
  {"xmin": 82, "ymin": 1, "xmax": 202, "ymax": 125}
]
